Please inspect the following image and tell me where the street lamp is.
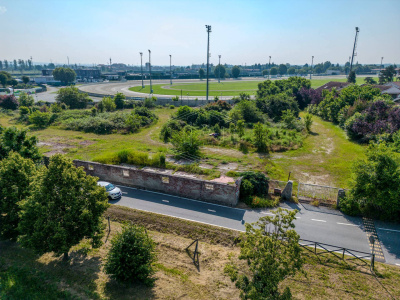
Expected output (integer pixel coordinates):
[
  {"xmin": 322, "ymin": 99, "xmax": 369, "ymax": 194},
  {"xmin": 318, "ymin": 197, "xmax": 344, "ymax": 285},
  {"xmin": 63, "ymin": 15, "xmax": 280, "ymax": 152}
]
[
  {"xmin": 205, "ymin": 25, "xmax": 212, "ymax": 103},
  {"xmin": 218, "ymin": 55, "xmax": 221, "ymax": 83},
  {"xmin": 148, "ymin": 50, "xmax": 153, "ymax": 94},
  {"xmin": 170, "ymin": 55, "xmax": 172, "ymax": 85},
  {"xmin": 268, "ymin": 56, "xmax": 271, "ymax": 79},
  {"xmin": 140, "ymin": 52, "xmax": 144, "ymax": 88},
  {"xmin": 310, "ymin": 56, "xmax": 314, "ymax": 80}
]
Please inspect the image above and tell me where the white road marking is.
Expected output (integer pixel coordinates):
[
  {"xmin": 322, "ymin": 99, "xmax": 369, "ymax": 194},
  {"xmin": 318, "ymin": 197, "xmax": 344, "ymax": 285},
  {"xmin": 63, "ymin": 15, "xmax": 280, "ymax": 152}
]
[
  {"xmin": 311, "ymin": 219, "xmax": 327, "ymax": 222},
  {"xmin": 396, "ymin": 263, "xmax": 400, "ymax": 266},
  {"xmin": 208, "ymin": 209, "xmax": 216, "ymax": 213},
  {"xmin": 337, "ymin": 222, "xmax": 358, "ymax": 227},
  {"xmin": 261, "ymin": 212, "xmax": 274, "ymax": 215},
  {"xmin": 162, "ymin": 200, "xmax": 169, "ymax": 203},
  {"xmin": 295, "ymin": 217, "xmax": 301, "ymax": 219},
  {"xmin": 377, "ymin": 228, "xmax": 400, "ymax": 233}
]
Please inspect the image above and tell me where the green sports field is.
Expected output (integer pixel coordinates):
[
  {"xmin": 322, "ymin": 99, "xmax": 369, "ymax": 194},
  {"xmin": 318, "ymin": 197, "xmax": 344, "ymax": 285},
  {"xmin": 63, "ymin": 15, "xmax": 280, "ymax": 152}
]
[{"xmin": 129, "ymin": 77, "xmax": 378, "ymax": 97}]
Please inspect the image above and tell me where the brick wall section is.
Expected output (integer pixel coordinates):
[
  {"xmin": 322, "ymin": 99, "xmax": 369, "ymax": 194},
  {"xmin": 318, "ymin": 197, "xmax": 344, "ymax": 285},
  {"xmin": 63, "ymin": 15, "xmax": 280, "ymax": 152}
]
[{"xmin": 73, "ymin": 160, "xmax": 239, "ymax": 206}]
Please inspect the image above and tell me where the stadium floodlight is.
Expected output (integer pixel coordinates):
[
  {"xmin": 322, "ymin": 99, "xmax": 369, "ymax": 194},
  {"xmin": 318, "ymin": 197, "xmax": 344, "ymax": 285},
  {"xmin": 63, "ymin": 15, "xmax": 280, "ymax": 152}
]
[
  {"xmin": 205, "ymin": 25, "xmax": 212, "ymax": 103},
  {"xmin": 148, "ymin": 50, "xmax": 153, "ymax": 94},
  {"xmin": 218, "ymin": 55, "xmax": 221, "ymax": 83},
  {"xmin": 381, "ymin": 57, "xmax": 384, "ymax": 70},
  {"xmin": 268, "ymin": 56, "xmax": 271, "ymax": 79},
  {"xmin": 310, "ymin": 56, "xmax": 314, "ymax": 80},
  {"xmin": 170, "ymin": 55, "xmax": 172, "ymax": 85},
  {"xmin": 140, "ymin": 52, "xmax": 144, "ymax": 88}
]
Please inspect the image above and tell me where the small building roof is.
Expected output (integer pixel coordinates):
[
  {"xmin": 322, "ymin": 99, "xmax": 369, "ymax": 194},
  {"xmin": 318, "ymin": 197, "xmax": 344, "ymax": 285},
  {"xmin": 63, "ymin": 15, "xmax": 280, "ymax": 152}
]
[{"xmin": 315, "ymin": 81, "xmax": 351, "ymax": 93}]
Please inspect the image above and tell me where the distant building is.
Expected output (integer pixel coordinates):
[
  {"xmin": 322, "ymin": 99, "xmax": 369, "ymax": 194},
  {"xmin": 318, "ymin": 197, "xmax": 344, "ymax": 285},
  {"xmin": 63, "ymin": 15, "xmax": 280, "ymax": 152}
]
[
  {"xmin": 315, "ymin": 81, "xmax": 351, "ymax": 93},
  {"xmin": 75, "ymin": 69, "xmax": 101, "ymax": 80},
  {"xmin": 34, "ymin": 76, "xmax": 61, "ymax": 85},
  {"xmin": 42, "ymin": 69, "xmax": 53, "ymax": 76}
]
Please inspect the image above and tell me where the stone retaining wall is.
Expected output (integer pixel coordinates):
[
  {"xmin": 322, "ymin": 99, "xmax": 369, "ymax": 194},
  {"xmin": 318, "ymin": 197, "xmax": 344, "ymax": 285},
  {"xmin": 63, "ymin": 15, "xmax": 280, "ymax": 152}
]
[{"xmin": 74, "ymin": 160, "xmax": 240, "ymax": 206}]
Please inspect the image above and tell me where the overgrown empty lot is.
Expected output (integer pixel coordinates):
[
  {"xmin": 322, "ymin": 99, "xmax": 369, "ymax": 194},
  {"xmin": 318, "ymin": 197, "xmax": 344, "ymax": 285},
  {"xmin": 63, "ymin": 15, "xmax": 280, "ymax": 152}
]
[{"xmin": 1, "ymin": 205, "xmax": 399, "ymax": 299}]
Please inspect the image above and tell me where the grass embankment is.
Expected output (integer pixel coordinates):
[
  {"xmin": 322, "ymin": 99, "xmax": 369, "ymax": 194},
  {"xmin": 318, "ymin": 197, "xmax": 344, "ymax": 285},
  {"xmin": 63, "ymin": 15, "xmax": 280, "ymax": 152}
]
[
  {"xmin": 1, "ymin": 205, "xmax": 399, "ymax": 299},
  {"xmin": 129, "ymin": 77, "xmax": 378, "ymax": 97}
]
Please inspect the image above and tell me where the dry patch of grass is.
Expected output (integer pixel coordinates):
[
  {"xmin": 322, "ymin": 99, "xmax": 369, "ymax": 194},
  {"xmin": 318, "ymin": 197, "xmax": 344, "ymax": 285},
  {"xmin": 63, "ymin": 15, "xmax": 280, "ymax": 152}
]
[{"xmin": 1, "ymin": 206, "xmax": 400, "ymax": 299}]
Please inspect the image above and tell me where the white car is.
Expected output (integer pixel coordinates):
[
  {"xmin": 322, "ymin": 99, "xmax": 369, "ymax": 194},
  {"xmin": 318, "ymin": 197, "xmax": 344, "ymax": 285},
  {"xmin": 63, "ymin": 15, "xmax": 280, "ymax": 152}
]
[{"xmin": 98, "ymin": 181, "xmax": 122, "ymax": 200}]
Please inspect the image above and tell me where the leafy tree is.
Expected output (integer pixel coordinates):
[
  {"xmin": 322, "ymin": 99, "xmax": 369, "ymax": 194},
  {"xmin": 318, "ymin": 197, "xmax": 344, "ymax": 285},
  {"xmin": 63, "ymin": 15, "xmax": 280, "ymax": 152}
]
[
  {"xmin": 22, "ymin": 76, "xmax": 30, "ymax": 86},
  {"xmin": 56, "ymin": 86, "xmax": 91, "ymax": 109},
  {"xmin": 347, "ymin": 71, "xmax": 356, "ymax": 83},
  {"xmin": 0, "ymin": 73, "xmax": 8, "ymax": 87},
  {"xmin": 239, "ymin": 171, "xmax": 269, "ymax": 200},
  {"xmin": 231, "ymin": 208, "xmax": 303, "ymax": 299},
  {"xmin": 105, "ymin": 224, "xmax": 156, "ymax": 284},
  {"xmin": 18, "ymin": 92, "xmax": 34, "ymax": 107},
  {"xmin": 288, "ymin": 67, "xmax": 296, "ymax": 75},
  {"xmin": 0, "ymin": 126, "xmax": 41, "ymax": 161},
  {"xmin": 0, "ymin": 152, "xmax": 37, "ymax": 240},
  {"xmin": 171, "ymin": 128, "xmax": 201, "ymax": 157},
  {"xmin": 253, "ymin": 122, "xmax": 267, "ymax": 152},
  {"xmin": 230, "ymin": 100, "xmax": 263, "ymax": 123},
  {"xmin": 278, "ymin": 64, "xmax": 287, "ymax": 75},
  {"xmin": 237, "ymin": 120, "xmax": 245, "ymax": 138},
  {"xmin": 214, "ymin": 64, "xmax": 226, "ymax": 79},
  {"xmin": 232, "ymin": 65, "xmax": 240, "ymax": 78},
  {"xmin": 100, "ymin": 97, "xmax": 116, "ymax": 112},
  {"xmin": 270, "ymin": 67, "xmax": 278, "ymax": 76},
  {"xmin": 364, "ymin": 77, "xmax": 377, "ymax": 85},
  {"xmin": 18, "ymin": 154, "xmax": 110, "ymax": 261},
  {"xmin": 256, "ymin": 93, "xmax": 299, "ymax": 121},
  {"xmin": 345, "ymin": 143, "xmax": 400, "ymax": 221},
  {"xmin": 8, "ymin": 79, "xmax": 18, "ymax": 91},
  {"xmin": 199, "ymin": 68, "xmax": 205, "ymax": 79},
  {"xmin": 281, "ymin": 109, "xmax": 297, "ymax": 130},
  {"xmin": 52, "ymin": 67, "xmax": 76, "ymax": 85},
  {"xmin": 379, "ymin": 65, "xmax": 397, "ymax": 84},
  {"xmin": 229, "ymin": 122, "xmax": 236, "ymax": 135},
  {"xmin": 113, "ymin": 92, "xmax": 125, "ymax": 109}
]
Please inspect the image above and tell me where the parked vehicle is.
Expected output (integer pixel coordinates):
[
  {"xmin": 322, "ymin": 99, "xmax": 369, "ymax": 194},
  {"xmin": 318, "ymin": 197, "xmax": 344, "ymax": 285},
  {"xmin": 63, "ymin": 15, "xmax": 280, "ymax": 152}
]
[{"xmin": 97, "ymin": 181, "xmax": 122, "ymax": 200}]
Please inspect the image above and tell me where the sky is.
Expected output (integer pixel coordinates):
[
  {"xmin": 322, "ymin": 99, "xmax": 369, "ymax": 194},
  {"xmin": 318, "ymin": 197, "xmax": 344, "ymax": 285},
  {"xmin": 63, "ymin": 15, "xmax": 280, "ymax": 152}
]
[{"xmin": 0, "ymin": 0, "xmax": 399, "ymax": 67}]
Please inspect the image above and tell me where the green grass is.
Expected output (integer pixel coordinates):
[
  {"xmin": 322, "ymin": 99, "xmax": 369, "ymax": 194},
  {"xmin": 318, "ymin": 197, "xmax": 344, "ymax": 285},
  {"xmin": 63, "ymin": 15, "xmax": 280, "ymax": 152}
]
[{"xmin": 129, "ymin": 77, "xmax": 379, "ymax": 97}]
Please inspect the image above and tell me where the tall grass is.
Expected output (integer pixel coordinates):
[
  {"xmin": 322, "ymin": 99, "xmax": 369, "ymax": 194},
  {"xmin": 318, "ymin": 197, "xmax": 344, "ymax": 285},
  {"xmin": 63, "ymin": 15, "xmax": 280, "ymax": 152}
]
[{"xmin": 93, "ymin": 149, "xmax": 166, "ymax": 168}]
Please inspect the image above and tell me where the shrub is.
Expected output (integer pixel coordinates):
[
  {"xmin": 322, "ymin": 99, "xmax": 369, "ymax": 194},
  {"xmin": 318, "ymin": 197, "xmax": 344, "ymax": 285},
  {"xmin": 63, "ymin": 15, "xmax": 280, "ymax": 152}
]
[
  {"xmin": 144, "ymin": 97, "xmax": 157, "ymax": 108},
  {"xmin": 50, "ymin": 103, "xmax": 62, "ymax": 113},
  {"xmin": 171, "ymin": 129, "xmax": 202, "ymax": 157},
  {"xmin": 170, "ymin": 105, "xmax": 175, "ymax": 109},
  {"xmin": 114, "ymin": 92, "xmax": 125, "ymax": 109},
  {"xmin": 0, "ymin": 95, "xmax": 19, "ymax": 110},
  {"xmin": 104, "ymin": 225, "xmax": 156, "ymax": 284},
  {"xmin": 56, "ymin": 87, "xmax": 90, "ymax": 109},
  {"xmin": 28, "ymin": 111, "xmax": 51, "ymax": 128},
  {"xmin": 304, "ymin": 113, "xmax": 313, "ymax": 132},
  {"xmin": 18, "ymin": 92, "xmax": 35, "ymax": 107},
  {"xmin": 101, "ymin": 97, "xmax": 116, "ymax": 112},
  {"xmin": 256, "ymin": 93, "xmax": 299, "ymax": 122},
  {"xmin": 239, "ymin": 171, "xmax": 269, "ymax": 201}
]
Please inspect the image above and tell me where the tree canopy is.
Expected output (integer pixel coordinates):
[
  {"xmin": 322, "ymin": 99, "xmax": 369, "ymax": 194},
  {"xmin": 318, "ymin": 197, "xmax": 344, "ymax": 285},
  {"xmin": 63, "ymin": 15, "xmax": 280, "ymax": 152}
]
[
  {"xmin": 232, "ymin": 66, "xmax": 240, "ymax": 78},
  {"xmin": 56, "ymin": 86, "xmax": 91, "ymax": 109},
  {"xmin": 199, "ymin": 68, "xmax": 205, "ymax": 79},
  {"xmin": 0, "ymin": 152, "xmax": 37, "ymax": 240},
  {"xmin": 214, "ymin": 64, "xmax": 226, "ymax": 78},
  {"xmin": 52, "ymin": 67, "xmax": 76, "ymax": 85},
  {"xmin": 18, "ymin": 154, "xmax": 110, "ymax": 260}
]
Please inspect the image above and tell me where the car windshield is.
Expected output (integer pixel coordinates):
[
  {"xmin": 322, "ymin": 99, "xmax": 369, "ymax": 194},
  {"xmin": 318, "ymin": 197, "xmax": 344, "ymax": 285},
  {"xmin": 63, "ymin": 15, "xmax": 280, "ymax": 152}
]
[{"xmin": 105, "ymin": 184, "xmax": 115, "ymax": 192}]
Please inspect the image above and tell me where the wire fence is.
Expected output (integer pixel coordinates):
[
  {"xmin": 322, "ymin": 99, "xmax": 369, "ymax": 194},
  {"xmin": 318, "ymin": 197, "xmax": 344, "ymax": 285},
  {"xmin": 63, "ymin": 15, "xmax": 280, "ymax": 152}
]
[{"xmin": 297, "ymin": 182, "xmax": 343, "ymax": 206}]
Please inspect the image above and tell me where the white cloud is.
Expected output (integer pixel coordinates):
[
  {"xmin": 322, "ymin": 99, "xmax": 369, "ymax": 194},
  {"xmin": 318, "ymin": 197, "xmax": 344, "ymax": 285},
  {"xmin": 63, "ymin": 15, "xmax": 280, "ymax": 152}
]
[{"xmin": 0, "ymin": 6, "xmax": 7, "ymax": 14}]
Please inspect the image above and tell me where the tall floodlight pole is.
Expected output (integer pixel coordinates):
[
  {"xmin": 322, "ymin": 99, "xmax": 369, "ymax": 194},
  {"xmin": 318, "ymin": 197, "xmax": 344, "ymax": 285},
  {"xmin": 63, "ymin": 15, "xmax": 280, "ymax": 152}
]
[
  {"xmin": 140, "ymin": 52, "xmax": 144, "ymax": 88},
  {"xmin": 67, "ymin": 56, "xmax": 69, "ymax": 67},
  {"xmin": 268, "ymin": 56, "xmax": 271, "ymax": 79},
  {"xmin": 381, "ymin": 57, "xmax": 384, "ymax": 71},
  {"xmin": 349, "ymin": 27, "xmax": 360, "ymax": 76},
  {"xmin": 218, "ymin": 55, "xmax": 221, "ymax": 83},
  {"xmin": 170, "ymin": 55, "xmax": 172, "ymax": 85},
  {"xmin": 148, "ymin": 50, "xmax": 153, "ymax": 94},
  {"xmin": 205, "ymin": 25, "xmax": 212, "ymax": 103},
  {"xmin": 310, "ymin": 56, "xmax": 314, "ymax": 80}
]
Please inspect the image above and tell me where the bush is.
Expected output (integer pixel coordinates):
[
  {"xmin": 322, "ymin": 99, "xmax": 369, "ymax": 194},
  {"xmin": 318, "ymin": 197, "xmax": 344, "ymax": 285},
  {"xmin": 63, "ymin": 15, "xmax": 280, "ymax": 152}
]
[
  {"xmin": 170, "ymin": 105, "xmax": 175, "ymax": 109},
  {"xmin": 144, "ymin": 97, "xmax": 157, "ymax": 108},
  {"xmin": 105, "ymin": 224, "xmax": 157, "ymax": 284},
  {"xmin": 18, "ymin": 92, "xmax": 35, "ymax": 107},
  {"xmin": 100, "ymin": 97, "xmax": 116, "ymax": 112},
  {"xmin": 239, "ymin": 171, "xmax": 269, "ymax": 201},
  {"xmin": 256, "ymin": 93, "xmax": 299, "ymax": 122},
  {"xmin": 114, "ymin": 92, "xmax": 125, "ymax": 109},
  {"xmin": 93, "ymin": 149, "xmax": 166, "ymax": 168},
  {"xmin": 56, "ymin": 87, "xmax": 90, "ymax": 109},
  {"xmin": 0, "ymin": 95, "xmax": 19, "ymax": 110},
  {"xmin": 28, "ymin": 111, "xmax": 51, "ymax": 128}
]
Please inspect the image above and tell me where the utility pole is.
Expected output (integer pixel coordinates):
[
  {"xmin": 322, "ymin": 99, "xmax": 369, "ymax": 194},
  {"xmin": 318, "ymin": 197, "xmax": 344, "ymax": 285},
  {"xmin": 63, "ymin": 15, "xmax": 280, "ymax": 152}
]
[
  {"xmin": 349, "ymin": 27, "xmax": 360, "ymax": 76},
  {"xmin": 140, "ymin": 52, "xmax": 144, "ymax": 88},
  {"xmin": 148, "ymin": 50, "xmax": 153, "ymax": 94},
  {"xmin": 218, "ymin": 55, "xmax": 221, "ymax": 83},
  {"xmin": 205, "ymin": 25, "xmax": 211, "ymax": 103},
  {"xmin": 67, "ymin": 56, "xmax": 69, "ymax": 67},
  {"xmin": 310, "ymin": 56, "xmax": 314, "ymax": 80},
  {"xmin": 268, "ymin": 56, "xmax": 271, "ymax": 79},
  {"xmin": 381, "ymin": 56, "xmax": 384, "ymax": 71},
  {"xmin": 170, "ymin": 54, "xmax": 172, "ymax": 85}
]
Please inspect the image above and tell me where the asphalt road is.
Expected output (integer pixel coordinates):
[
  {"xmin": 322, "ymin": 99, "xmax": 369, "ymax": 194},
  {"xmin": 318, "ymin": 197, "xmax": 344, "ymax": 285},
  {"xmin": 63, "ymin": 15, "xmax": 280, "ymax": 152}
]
[{"xmin": 110, "ymin": 185, "xmax": 400, "ymax": 267}]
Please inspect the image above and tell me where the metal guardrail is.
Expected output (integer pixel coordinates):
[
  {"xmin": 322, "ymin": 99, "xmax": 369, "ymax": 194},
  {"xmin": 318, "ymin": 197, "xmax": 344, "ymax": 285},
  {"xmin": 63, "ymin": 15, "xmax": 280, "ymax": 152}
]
[{"xmin": 299, "ymin": 238, "xmax": 374, "ymax": 268}]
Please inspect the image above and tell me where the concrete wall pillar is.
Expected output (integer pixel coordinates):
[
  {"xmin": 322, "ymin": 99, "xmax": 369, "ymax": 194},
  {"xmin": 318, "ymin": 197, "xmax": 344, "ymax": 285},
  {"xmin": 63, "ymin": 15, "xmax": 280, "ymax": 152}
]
[
  {"xmin": 281, "ymin": 180, "xmax": 293, "ymax": 201},
  {"xmin": 337, "ymin": 189, "xmax": 346, "ymax": 208}
]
